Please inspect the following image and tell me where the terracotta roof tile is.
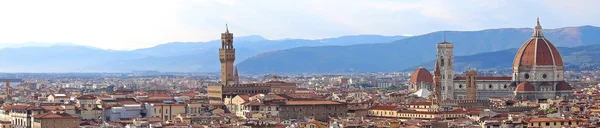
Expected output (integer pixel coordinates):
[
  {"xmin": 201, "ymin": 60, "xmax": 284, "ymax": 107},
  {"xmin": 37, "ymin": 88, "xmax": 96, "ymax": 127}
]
[{"xmin": 410, "ymin": 68, "xmax": 433, "ymax": 83}]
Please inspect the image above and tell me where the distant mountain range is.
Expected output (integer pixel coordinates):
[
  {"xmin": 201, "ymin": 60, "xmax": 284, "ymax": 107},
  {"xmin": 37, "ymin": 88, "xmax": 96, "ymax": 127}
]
[
  {"xmin": 0, "ymin": 35, "xmax": 406, "ymax": 72},
  {"xmin": 237, "ymin": 26, "xmax": 600, "ymax": 74},
  {"xmin": 2, "ymin": 25, "xmax": 599, "ymax": 73},
  {"xmin": 411, "ymin": 44, "xmax": 600, "ymax": 72}
]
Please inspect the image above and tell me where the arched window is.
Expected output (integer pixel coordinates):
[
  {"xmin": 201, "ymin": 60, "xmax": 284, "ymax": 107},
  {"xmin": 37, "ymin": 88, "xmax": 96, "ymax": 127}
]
[{"xmin": 441, "ymin": 59, "xmax": 445, "ymax": 66}]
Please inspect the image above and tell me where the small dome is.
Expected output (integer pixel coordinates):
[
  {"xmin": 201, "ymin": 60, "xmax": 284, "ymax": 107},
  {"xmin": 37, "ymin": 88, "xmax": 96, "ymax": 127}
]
[
  {"xmin": 410, "ymin": 67, "xmax": 433, "ymax": 83},
  {"xmin": 556, "ymin": 81, "xmax": 573, "ymax": 91},
  {"xmin": 515, "ymin": 82, "xmax": 534, "ymax": 92}
]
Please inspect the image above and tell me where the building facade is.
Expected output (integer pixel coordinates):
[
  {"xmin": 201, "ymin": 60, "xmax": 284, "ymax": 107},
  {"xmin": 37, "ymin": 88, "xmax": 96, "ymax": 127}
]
[
  {"xmin": 32, "ymin": 112, "xmax": 80, "ymax": 128},
  {"xmin": 278, "ymin": 101, "xmax": 347, "ymax": 121},
  {"xmin": 412, "ymin": 18, "xmax": 573, "ymax": 101},
  {"xmin": 208, "ymin": 25, "xmax": 297, "ymax": 104}
]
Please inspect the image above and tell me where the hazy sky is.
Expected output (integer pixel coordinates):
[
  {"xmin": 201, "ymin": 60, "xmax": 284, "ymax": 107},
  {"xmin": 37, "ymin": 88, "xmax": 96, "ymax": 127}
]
[{"xmin": 0, "ymin": 0, "xmax": 598, "ymax": 50}]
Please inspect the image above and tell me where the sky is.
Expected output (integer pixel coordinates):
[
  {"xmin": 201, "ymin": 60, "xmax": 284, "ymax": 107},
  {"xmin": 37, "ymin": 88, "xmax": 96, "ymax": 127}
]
[{"xmin": 0, "ymin": 0, "xmax": 598, "ymax": 50}]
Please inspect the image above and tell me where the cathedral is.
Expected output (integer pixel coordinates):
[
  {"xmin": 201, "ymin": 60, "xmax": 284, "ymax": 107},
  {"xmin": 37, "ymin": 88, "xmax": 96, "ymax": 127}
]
[
  {"xmin": 208, "ymin": 25, "xmax": 297, "ymax": 104},
  {"xmin": 410, "ymin": 18, "xmax": 573, "ymax": 101}
]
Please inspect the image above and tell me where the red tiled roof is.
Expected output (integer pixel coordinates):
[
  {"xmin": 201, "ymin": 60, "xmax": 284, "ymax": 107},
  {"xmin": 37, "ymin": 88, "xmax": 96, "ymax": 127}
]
[
  {"xmin": 406, "ymin": 102, "xmax": 432, "ymax": 105},
  {"xmin": 77, "ymin": 95, "xmax": 96, "ymax": 100},
  {"xmin": 454, "ymin": 76, "xmax": 512, "ymax": 81},
  {"xmin": 41, "ymin": 106, "xmax": 64, "ymax": 111},
  {"xmin": 410, "ymin": 67, "xmax": 433, "ymax": 83},
  {"xmin": 556, "ymin": 81, "xmax": 573, "ymax": 91},
  {"xmin": 513, "ymin": 21, "xmax": 563, "ymax": 67},
  {"xmin": 515, "ymin": 82, "xmax": 534, "ymax": 92},
  {"xmin": 526, "ymin": 117, "xmax": 586, "ymax": 122},
  {"xmin": 284, "ymin": 100, "xmax": 343, "ymax": 105},
  {"xmin": 370, "ymin": 105, "xmax": 398, "ymax": 111},
  {"xmin": 33, "ymin": 112, "xmax": 80, "ymax": 119}
]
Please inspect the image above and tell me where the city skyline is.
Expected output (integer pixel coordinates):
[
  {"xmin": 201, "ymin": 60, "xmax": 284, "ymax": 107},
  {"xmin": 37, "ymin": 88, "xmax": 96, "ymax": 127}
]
[{"xmin": 0, "ymin": 0, "xmax": 599, "ymax": 50}]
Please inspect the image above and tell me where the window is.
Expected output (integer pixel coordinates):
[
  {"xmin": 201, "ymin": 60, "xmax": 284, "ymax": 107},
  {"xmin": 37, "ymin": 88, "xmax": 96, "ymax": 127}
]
[
  {"xmin": 525, "ymin": 74, "xmax": 530, "ymax": 79},
  {"xmin": 546, "ymin": 122, "xmax": 550, "ymax": 126},
  {"xmin": 459, "ymin": 85, "xmax": 462, "ymax": 89},
  {"xmin": 489, "ymin": 84, "xmax": 492, "ymax": 89},
  {"xmin": 542, "ymin": 74, "xmax": 547, "ymax": 79},
  {"xmin": 504, "ymin": 85, "xmax": 507, "ymax": 88},
  {"xmin": 440, "ymin": 58, "xmax": 445, "ymax": 66}
]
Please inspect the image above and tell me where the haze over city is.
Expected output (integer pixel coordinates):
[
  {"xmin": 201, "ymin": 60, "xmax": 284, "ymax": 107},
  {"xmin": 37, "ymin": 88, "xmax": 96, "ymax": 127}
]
[{"xmin": 0, "ymin": 0, "xmax": 599, "ymax": 50}]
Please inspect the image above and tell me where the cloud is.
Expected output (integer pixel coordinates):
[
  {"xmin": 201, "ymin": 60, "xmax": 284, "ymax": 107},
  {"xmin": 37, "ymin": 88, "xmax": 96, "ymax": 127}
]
[{"xmin": 0, "ymin": 0, "xmax": 597, "ymax": 50}]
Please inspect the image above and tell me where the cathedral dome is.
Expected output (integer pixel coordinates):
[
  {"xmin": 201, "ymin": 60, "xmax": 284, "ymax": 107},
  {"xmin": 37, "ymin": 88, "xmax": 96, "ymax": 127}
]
[
  {"xmin": 513, "ymin": 19, "xmax": 564, "ymax": 67},
  {"xmin": 410, "ymin": 67, "xmax": 433, "ymax": 83},
  {"xmin": 556, "ymin": 81, "xmax": 573, "ymax": 91},
  {"xmin": 515, "ymin": 82, "xmax": 534, "ymax": 92}
]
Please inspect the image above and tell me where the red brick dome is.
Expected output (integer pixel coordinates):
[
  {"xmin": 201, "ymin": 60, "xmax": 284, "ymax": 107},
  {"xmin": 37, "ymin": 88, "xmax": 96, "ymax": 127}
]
[
  {"xmin": 556, "ymin": 81, "xmax": 573, "ymax": 91},
  {"xmin": 515, "ymin": 82, "xmax": 534, "ymax": 92},
  {"xmin": 513, "ymin": 19, "xmax": 564, "ymax": 67},
  {"xmin": 409, "ymin": 67, "xmax": 433, "ymax": 83}
]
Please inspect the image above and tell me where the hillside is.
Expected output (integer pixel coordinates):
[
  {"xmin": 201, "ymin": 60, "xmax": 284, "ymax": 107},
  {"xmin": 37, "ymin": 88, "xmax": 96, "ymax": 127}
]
[
  {"xmin": 0, "ymin": 35, "xmax": 405, "ymax": 72},
  {"xmin": 410, "ymin": 44, "xmax": 600, "ymax": 72},
  {"xmin": 237, "ymin": 26, "xmax": 600, "ymax": 74}
]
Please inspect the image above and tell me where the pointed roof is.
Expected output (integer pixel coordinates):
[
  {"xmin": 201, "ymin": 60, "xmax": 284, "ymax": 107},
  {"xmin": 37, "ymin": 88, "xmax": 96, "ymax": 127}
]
[
  {"xmin": 412, "ymin": 89, "xmax": 431, "ymax": 98},
  {"xmin": 233, "ymin": 66, "xmax": 239, "ymax": 76},
  {"xmin": 434, "ymin": 61, "xmax": 441, "ymax": 76}
]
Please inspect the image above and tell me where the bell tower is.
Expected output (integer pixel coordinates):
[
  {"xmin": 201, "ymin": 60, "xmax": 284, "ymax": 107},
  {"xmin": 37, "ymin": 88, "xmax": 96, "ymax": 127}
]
[
  {"xmin": 220, "ymin": 24, "xmax": 236, "ymax": 86},
  {"xmin": 466, "ymin": 69, "xmax": 478, "ymax": 100},
  {"xmin": 436, "ymin": 31, "xmax": 455, "ymax": 100}
]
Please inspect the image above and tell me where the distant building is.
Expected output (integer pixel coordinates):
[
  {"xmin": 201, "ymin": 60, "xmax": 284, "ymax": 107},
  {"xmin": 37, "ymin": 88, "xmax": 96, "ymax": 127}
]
[
  {"xmin": 278, "ymin": 100, "xmax": 347, "ymax": 121},
  {"xmin": 410, "ymin": 18, "xmax": 573, "ymax": 101},
  {"xmin": 408, "ymin": 67, "xmax": 433, "ymax": 92},
  {"xmin": 32, "ymin": 112, "xmax": 80, "ymax": 128},
  {"xmin": 208, "ymin": 25, "xmax": 297, "ymax": 104}
]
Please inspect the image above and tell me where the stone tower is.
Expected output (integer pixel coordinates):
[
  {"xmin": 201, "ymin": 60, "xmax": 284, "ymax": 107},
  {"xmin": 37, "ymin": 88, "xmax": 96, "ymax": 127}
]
[
  {"xmin": 5, "ymin": 80, "xmax": 11, "ymax": 99},
  {"xmin": 466, "ymin": 70, "xmax": 478, "ymax": 100},
  {"xmin": 220, "ymin": 24, "xmax": 236, "ymax": 86},
  {"xmin": 432, "ymin": 62, "xmax": 442, "ymax": 106},
  {"xmin": 436, "ymin": 33, "xmax": 454, "ymax": 100}
]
